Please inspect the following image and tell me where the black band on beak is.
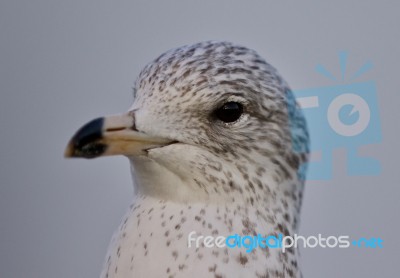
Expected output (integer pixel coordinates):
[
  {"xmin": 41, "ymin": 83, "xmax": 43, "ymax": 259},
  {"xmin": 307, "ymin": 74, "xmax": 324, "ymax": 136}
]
[{"xmin": 66, "ymin": 117, "xmax": 107, "ymax": 158}]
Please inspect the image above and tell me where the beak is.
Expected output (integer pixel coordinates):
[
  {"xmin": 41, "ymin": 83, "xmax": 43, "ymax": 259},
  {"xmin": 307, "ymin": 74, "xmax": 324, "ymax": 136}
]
[{"xmin": 64, "ymin": 113, "xmax": 173, "ymax": 159}]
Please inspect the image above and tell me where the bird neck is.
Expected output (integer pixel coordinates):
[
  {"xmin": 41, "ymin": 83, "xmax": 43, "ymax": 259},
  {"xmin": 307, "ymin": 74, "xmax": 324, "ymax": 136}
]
[{"xmin": 128, "ymin": 154, "xmax": 303, "ymax": 233}]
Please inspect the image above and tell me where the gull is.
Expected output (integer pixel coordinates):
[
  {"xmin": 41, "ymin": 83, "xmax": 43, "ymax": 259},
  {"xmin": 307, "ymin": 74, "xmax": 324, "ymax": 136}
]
[{"xmin": 65, "ymin": 41, "xmax": 309, "ymax": 278}]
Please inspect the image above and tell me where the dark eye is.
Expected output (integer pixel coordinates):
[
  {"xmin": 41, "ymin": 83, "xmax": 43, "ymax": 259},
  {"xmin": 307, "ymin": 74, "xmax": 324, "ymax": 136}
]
[{"xmin": 214, "ymin": 102, "xmax": 243, "ymax": 123}]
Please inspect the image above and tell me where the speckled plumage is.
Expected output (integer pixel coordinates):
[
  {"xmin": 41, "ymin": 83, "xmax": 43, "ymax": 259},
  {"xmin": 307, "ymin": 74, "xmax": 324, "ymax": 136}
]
[{"xmin": 100, "ymin": 41, "xmax": 309, "ymax": 278}]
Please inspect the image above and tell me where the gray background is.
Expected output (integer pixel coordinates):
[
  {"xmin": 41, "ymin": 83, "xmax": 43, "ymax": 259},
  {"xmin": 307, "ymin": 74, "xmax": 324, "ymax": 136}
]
[{"xmin": 1, "ymin": 1, "xmax": 399, "ymax": 277}]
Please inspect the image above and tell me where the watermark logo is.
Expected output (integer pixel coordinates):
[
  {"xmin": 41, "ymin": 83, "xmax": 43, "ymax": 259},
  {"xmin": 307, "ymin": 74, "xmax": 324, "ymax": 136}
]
[
  {"xmin": 188, "ymin": 231, "xmax": 383, "ymax": 253},
  {"xmin": 292, "ymin": 51, "xmax": 382, "ymax": 180}
]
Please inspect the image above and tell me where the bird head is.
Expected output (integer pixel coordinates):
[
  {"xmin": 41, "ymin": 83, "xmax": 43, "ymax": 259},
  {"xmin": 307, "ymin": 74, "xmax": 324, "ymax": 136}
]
[{"xmin": 65, "ymin": 41, "xmax": 309, "ymax": 204}]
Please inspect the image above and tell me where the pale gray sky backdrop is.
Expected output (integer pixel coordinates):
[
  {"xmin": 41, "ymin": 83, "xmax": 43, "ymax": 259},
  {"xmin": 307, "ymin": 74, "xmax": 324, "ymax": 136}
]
[{"xmin": 1, "ymin": 1, "xmax": 399, "ymax": 277}]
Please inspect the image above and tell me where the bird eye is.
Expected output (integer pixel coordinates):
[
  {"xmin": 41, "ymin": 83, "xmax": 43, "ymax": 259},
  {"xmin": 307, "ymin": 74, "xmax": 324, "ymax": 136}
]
[{"xmin": 214, "ymin": 102, "xmax": 243, "ymax": 123}]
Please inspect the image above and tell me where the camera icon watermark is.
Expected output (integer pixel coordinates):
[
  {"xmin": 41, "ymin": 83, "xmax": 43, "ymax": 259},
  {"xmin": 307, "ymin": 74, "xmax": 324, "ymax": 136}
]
[{"xmin": 292, "ymin": 51, "xmax": 382, "ymax": 180}]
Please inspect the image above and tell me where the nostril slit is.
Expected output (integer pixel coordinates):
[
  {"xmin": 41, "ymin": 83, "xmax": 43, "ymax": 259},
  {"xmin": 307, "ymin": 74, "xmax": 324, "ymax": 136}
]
[{"xmin": 106, "ymin": 127, "xmax": 126, "ymax": 132}]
